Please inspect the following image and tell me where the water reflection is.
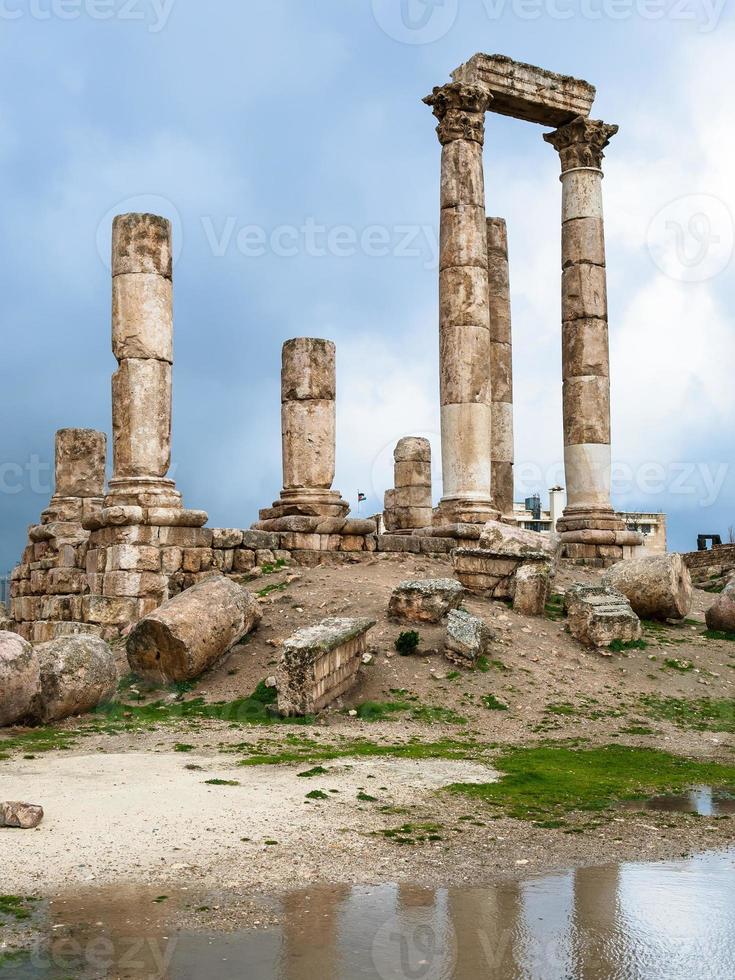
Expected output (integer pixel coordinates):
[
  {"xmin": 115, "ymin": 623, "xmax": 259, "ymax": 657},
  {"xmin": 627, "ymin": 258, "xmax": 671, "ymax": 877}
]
[
  {"xmin": 2, "ymin": 851, "xmax": 735, "ymax": 979},
  {"xmin": 620, "ymin": 785, "xmax": 735, "ymax": 816}
]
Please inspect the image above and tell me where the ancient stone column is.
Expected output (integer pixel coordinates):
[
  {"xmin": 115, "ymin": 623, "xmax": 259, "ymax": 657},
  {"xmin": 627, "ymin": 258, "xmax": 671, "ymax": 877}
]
[
  {"xmin": 106, "ymin": 212, "xmax": 180, "ymax": 510},
  {"xmin": 423, "ymin": 82, "xmax": 498, "ymax": 526},
  {"xmin": 383, "ymin": 437, "xmax": 433, "ymax": 530},
  {"xmin": 43, "ymin": 429, "xmax": 106, "ymax": 523},
  {"xmin": 487, "ymin": 217, "xmax": 514, "ymax": 517},
  {"xmin": 544, "ymin": 118, "xmax": 641, "ymax": 563},
  {"xmin": 263, "ymin": 338, "xmax": 349, "ymax": 519}
]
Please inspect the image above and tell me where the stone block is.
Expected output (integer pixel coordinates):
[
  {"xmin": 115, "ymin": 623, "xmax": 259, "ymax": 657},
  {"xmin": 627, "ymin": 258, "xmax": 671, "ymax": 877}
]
[
  {"xmin": 82, "ymin": 594, "xmax": 139, "ymax": 627},
  {"xmin": 281, "ymin": 337, "xmax": 336, "ymax": 402},
  {"xmin": 563, "ymin": 377, "xmax": 611, "ymax": 446},
  {"xmin": 439, "ymin": 266, "xmax": 489, "ymax": 329},
  {"xmin": 103, "ymin": 571, "xmax": 168, "ymax": 600},
  {"xmin": 513, "ymin": 562, "xmax": 552, "ymax": 617},
  {"xmin": 603, "ymin": 554, "xmax": 693, "ymax": 621},
  {"xmin": 444, "ymin": 609, "xmax": 494, "ymax": 667},
  {"xmin": 388, "ymin": 579, "xmax": 465, "ymax": 624},
  {"xmin": 233, "ymin": 549, "xmax": 256, "ymax": 573},
  {"xmin": 281, "ymin": 399, "xmax": 336, "ymax": 490},
  {"xmin": 562, "ymin": 318, "xmax": 609, "ymax": 380},
  {"xmin": 157, "ymin": 526, "xmax": 213, "ymax": 548},
  {"xmin": 39, "ymin": 596, "xmax": 84, "ymax": 622},
  {"xmin": 562, "ymin": 263, "xmax": 607, "ymax": 321},
  {"xmin": 0, "ymin": 631, "xmax": 40, "ymax": 727},
  {"xmin": 47, "ymin": 568, "xmax": 88, "ymax": 596},
  {"xmin": 440, "ymin": 322, "xmax": 491, "ymax": 405},
  {"xmin": 439, "ymin": 204, "xmax": 488, "ymax": 272},
  {"xmin": 106, "ymin": 544, "xmax": 162, "ymax": 573},
  {"xmin": 112, "ymin": 212, "xmax": 172, "ymax": 278},
  {"xmin": 161, "ymin": 547, "xmax": 183, "ymax": 574},
  {"xmin": 241, "ymin": 530, "xmax": 280, "ymax": 550},
  {"xmin": 55, "ymin": 429, "xmax": 106, "ymax": 499},
  {"xmin": 212, "ymin": 528, "xmax": 244, "ymax": 549},
  {"xmin": 562, "ymin": 215, "xmax": 605, "ymax": 268},
  {"xmin": 112, "ymin": 272, "xmax": 173, "ymax": 362},
  {"xmin": 440, "ymin": 138, "xmax": 485, "ymax": 209},
  {"xmin": 376, "ymin": 535, "xmax": 422, "ymax": 554},
  {"xmin": 565, "ymin": 584, "xmax": 642, "ymax": 649},
  {"xmin": 276, "ymin": 617, "xmax": 375, "ymax": 716}
]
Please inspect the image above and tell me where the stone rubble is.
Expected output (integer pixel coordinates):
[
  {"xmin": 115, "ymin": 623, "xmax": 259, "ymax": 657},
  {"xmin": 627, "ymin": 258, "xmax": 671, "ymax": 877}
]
[
  {"xmin": 34, "ymin": 635, "xmax": 118, "ymax": 724},
  {"xmin": 564, "ymin": 584, "xmax": 642, "ymax": 649},
  {"xmin": 0, "ymin": 631, "xmax": 41, "ymax": 727},
  {"xmin": 388, "ymin": 579, "xmax": 466, "ymax": 624},
  {"xmin": 705, "ymin": 576, "xmax": 735, "ymax": 634},
  {"xmin": 0, "ymin": 801, "xmax": 44, "ymax": 830},
  {"xmin": 444, "ymin": 609, "xmax": 494, "ymax": 667}
]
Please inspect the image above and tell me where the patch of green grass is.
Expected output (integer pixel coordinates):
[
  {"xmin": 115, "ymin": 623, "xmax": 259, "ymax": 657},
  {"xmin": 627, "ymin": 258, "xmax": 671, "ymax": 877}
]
[
  {"xmin": 445, "ymin": 671, "xmax": 461, "ymax": 681},
  {"xmin": 640, "ymin": 695, "xmax": 735, "ymax": 733},
  {"xmin": 305, "ymin": 790, "xmax": 329, "ymax": 800},
  {"xmin": 357, "ymin": 791, "xmax": 378, "ymax": 802},
  {"xmin": 354, "ymin": 697, "xmax": 467, "ymax": 725},
  {"xmin": 0, "ymin": 895, "xmax": 38, "ymax": 922},
  {"xmin": 152, "ymin": 896, "xmax": 168, "ymax": 904},
  {"xmin": 204, "ymin": 778, "xmax": 240, "ymax": 786},
  {"xmin": 297, "ymin": 765, "xmax": 330, "ymax": 778},
  {"xmin": 704, "ymin": 629, "xmax": 735, "ymax": 642},
  {"xmin": 240, "ymin": 737, "xmax": 488, "ymax": 768},
  {"xmin": 249, "ymin": 680, "xmax": 278, "ymax": 705},
  {"xmin": 545, "ymin": 593, "xmax": 566, "ymax": 622},
  {"xmin": 256, "ymin": 581, "xmax": 289, "ymax": 598},
  {"xmin": 618, "ymin": 725, "xmax": 655, "ymax": 736},
  {"xmin": 663, "ymin": 658, "xmax": 694, "ymax": 672},
  {"xmin": 261, "ymin": 559, "xmax": 288, "ymax": 575},
  {"xmin": 174, "ymin": 743, "xmax": 195, "ymax": 752},
  {"xmin": 476, "ymin": 656, "xmax": 508, "ymax": 673},
  {"xmin": 446, "ymin": 744, "xmax": 735, "ymax": 822},
  {"xmin": 376, "ymin": 822, "xmax": 443, "ymax": 845},
  {"xmin": 609, "ymin": 638, "xmax": 647, "ymax": 652},
  {"xmin": 481, "ymin": 694, "xmax": 508, "ymax": 711},
  {"xmin": 395, "ymin": 631, "xmax": 420, "ymax": 656}
]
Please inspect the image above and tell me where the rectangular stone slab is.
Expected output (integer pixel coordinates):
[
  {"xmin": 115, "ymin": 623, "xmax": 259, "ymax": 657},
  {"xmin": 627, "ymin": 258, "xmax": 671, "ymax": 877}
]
[{"xmin": 451, "ymin": 54, "xmax": 595, "ymax": 127}]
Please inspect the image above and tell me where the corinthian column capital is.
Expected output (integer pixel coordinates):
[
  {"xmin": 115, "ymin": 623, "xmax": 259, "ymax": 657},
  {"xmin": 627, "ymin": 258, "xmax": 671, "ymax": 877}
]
[
  {"xmin": 543, "ymin": 116, "xmax": 619, "ymax": 172},
  {"xmin": 423, "ymin": 82, "xmax": 492, "ymax": 146}
]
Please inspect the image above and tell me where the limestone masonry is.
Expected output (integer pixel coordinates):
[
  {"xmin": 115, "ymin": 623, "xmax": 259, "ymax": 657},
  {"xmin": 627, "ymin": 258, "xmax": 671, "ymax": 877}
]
[{"xmin": 7, "ymin": 53, "xmax": 673, "ymax": 647}]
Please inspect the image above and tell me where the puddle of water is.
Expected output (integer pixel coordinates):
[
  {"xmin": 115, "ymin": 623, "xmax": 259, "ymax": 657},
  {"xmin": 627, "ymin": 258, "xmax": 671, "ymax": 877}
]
[
  {"xmin": 620, "ymin": 785, "xmax": 735, "ymax": 816},
  {"xmin": 2, "ymin": 850, "xmax": 735, "ymax": 979}
]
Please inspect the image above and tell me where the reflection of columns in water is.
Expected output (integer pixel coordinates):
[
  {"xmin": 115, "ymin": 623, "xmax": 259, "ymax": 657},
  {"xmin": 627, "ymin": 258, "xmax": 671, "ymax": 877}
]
[
  {"xmin": 280, "ymin": 884, "xmax": 349, "ymax": 980},
  {"xmin": 448, "ymin": 883, "xmax": 522, "ymax": 977},
  {"xmin": 571, "ymin": 864, "xmax": 621, "ymax": 978}
]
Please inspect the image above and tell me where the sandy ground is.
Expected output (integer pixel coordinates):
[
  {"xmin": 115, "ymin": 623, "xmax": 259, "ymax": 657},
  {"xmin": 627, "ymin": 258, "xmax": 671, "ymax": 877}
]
[{"xmin": 1, "ymin": 552, "xmax": 734, "ymax": 930}]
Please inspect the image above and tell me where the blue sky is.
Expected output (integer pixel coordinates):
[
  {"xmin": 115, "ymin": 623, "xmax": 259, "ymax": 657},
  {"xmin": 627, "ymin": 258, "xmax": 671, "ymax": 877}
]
[{"xmin": 1, "ymin": 0, "xmax": 733, "ymax": 573}]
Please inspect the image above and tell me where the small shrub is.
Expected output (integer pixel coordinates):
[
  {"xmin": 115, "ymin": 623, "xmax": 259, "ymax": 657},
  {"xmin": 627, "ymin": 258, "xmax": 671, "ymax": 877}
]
[{"xmin": 395, "ymin": 631, "xmax": 421, "ymax": 656}]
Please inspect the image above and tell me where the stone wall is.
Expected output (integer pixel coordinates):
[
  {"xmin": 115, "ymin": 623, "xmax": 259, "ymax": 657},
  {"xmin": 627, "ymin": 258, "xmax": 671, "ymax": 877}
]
[{"xmin": 682, "ymin": 545, "xmax": 735, "ymax": 588}]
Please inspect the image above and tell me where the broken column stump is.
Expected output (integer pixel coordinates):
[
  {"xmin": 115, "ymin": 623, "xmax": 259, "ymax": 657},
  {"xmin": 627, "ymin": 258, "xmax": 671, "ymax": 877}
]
[
  {"xmin": 565, "ymin": 584, "xmax": 642, "ymax": 649},
  {"xmin": 126, "ymin": 575, "xmax": 261, "ymax": 683},
  {"xmin": 276, "ymin": 617, "xmax": 375, "ymax": 715}
]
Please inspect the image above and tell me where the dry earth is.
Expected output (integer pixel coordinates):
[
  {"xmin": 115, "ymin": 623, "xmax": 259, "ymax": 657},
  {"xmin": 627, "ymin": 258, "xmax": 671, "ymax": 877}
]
[{"xmin": 1, "ymin": 553, "xmax": 734, "ymax": 934}]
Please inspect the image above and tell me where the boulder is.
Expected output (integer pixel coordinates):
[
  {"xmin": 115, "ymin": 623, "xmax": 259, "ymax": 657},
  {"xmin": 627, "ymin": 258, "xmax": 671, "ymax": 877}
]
[
  {"xmin": 276, "ymin": 617, "xmax": 375, "ymax": 715},
  {"xmin": 0, "ymin": 801, "xmax": 44, "ymax": 829},
  {"xmin": 388, "ymin": 579, "xmax": 465, "ymax": 624},
  {"xmin": 705, "ymin": 577, "xmax": 735, "ymax": 633},
  {"xmin": 603, "ymin": 554, "xmax": 692, "ymax": 621},
  {"xmin": 479, "ymin": 520, "xmax": 560, "ymax": 560},
  {"xmin": 565, "ymin": 584, "xmax": 642, "ymax": 649},
  {"xmin": 126, "ymin": 575, "xmax": 261, "ymax": 683},
  {"xmin": 444, "ymin": 610, "xmax": 494, "ymax": 667},
  {"xmin": 513, "ymin": 562, "xmax": 552, "ymax": 617},
  {"xmin": 34, "ymin": 635, "xmax": 118, "ymax": 723},
  {"xmin": 0, "ymin": 631, "xmax": 41, "ymax": 728}
]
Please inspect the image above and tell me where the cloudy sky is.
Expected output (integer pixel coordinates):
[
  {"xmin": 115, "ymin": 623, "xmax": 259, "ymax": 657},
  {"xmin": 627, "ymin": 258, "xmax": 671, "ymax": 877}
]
[{"xmin": 1, "ymin": 0, "xmax": 733, "ymax": 573}]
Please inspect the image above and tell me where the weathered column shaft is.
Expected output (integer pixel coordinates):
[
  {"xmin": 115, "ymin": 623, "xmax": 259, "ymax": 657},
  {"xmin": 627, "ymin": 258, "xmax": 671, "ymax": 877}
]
[
  {"xmin": 54, "ymin": 429, "xmax": 106, "ymax": 499},
  {"xmin": 424, "ymin": 82, "xmax": 497, "ymax": 525},
  {"xmin": 487, "ymin": 217, "xmax": 514, "ymax": 516},
  {"xmin": 281, "ymin": 338, "xmax": 336, "ymax": 490},
  {"xmin": 544, "ymin": 118, "xmax": 641, "ymax": 563},
  {"xmin": 545, "ymin": 121, "xmax": 617, "ymax": 519},
  {"xmin": 262, "ymin": 338, "xmax": 349, "ymax": 520},
  {"xmin": 109, "ymin": 213, "xmax": 174, "ymax": 491}
]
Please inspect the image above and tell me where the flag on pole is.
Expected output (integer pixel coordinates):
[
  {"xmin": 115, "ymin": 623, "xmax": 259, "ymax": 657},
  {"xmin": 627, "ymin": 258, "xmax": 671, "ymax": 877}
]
[{"xmin": 358, "ymin": 492, "xmax": 367, "ymax": 502}]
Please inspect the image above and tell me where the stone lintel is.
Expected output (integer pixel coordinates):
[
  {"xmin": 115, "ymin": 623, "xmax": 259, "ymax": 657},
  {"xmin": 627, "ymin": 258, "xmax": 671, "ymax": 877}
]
[{"xmin": 451, "ymin": 53, "xmax": 595, "ymax": 127}]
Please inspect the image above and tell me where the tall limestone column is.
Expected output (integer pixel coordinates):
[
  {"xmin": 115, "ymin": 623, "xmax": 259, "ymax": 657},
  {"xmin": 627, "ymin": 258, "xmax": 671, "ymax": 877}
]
[
  {"xmin": 487, "ymin": 217, "xmax": 514, "ymax": 517},
  {"xmin": 261, "ymin": 338, "xmax": 349, "ymax": 520},
  {"xmin": 544, "ymin": 118, "xmax": 640, "ymax": 564},
  {"xmin": 423, "ymin": 82, "xmax": 498, "ymax": 526},
  {"xmin": 106, "ymin": 213, "xmax": 180, "ymax": 511}
]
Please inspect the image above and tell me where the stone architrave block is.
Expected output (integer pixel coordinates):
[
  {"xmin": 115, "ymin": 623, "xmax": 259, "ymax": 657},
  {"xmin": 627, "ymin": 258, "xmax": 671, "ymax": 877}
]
[{"xmin": 276, "ymin": 617, "xmax": 375, "ymax": 716}]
